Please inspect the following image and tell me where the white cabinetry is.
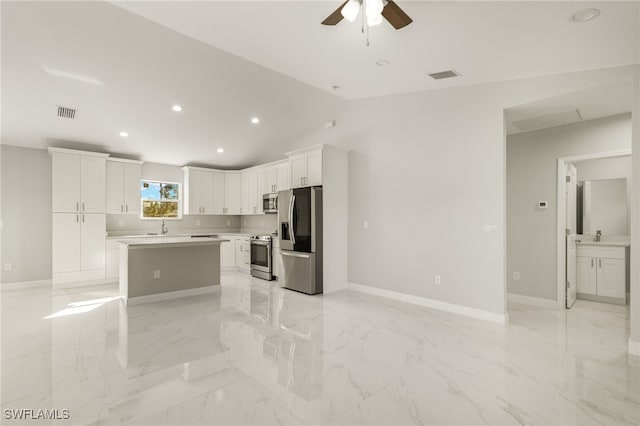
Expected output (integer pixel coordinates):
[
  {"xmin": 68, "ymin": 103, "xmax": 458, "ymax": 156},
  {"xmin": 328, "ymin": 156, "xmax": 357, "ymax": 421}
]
[
  {"xmin": 288, "ymin": 148, "xmax": 322, "ymax": 188},
  {"xmin": 183, "ymin": 167, "xmax": 225, "ymax": 215},
  {"xmin": 263, "ymin": 161, "xmax": 290, "ymax": 194},
  {"xmin": 224, "ymin": 173, "xmax": 241, "ymax": 215},
  {"xmin": 236, "ymin": 236, "xmax": 250, "ymax": 271},
  {"xmin": 221, "ymin": 236, "xmax": 237, "ymax": 269},
  {"xmin": 272, "ymin": 237, "xmax": 282, "ymax": 278},
  {"xmin": 242, "ymin": 169, "xmax": 261, "ymax": 215},
  {"xmin": 576, "ymin": 245, "xmax": 628, "ymax": 303},
  {"xmin": 49, "ymin": 148, "xmax": 108, "ymax": 285},
  {"xmin": 106, "ymin": 159, "xmax": 142, "ymax": 214}
]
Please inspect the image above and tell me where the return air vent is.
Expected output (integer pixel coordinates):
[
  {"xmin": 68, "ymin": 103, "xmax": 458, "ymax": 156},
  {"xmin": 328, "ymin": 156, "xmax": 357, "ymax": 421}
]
[
  {"xmin": 428, "ymin": 70, "xmax": 460, "ymax": 80},
  {"xmin": 57, "ymin": 106, "xmax": 77, "ymax": 119},
  {"xmin": 512, "ymin": 109, "xmax": 583, "ymax": 133}
]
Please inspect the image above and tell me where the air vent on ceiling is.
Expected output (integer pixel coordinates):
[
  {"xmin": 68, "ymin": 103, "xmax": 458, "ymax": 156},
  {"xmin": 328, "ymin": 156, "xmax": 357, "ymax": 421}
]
[
  {"xmin": 57, "ymin": 106, "xmax": 77, "ymax": 119},
  {"xmin": 512, "ymin": 109, "xmax": 583, "ymax": 133},
  {"xmin": 428, "ymin": 70, "xmax": 460, "ymax": 80}
]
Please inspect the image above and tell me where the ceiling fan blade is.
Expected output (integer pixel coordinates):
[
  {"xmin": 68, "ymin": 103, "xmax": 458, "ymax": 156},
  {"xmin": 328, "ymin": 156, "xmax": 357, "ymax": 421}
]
[
  {"xmin": 382, "ymin": 0, "xmax": 413, "ymax": 29},
  {"xmin": 321, "ymin": 1, "xmax": 349, "ymax": 26}
]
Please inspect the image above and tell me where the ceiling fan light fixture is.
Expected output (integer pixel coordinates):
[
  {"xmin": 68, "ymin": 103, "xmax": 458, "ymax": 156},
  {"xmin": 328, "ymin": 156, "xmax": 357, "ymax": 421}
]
[
  {"xmin": 341, "ymin": 0, "xmax": 362, "ymax": 22},
  {"xmin": 365, "ymin": 0, "xmax": 384, "ymax": 26}
]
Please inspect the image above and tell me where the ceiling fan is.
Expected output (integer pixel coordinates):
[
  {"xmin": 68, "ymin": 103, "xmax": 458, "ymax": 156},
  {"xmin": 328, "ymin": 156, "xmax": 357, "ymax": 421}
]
[{"xmin": 321, "ymin": 0, "xmax": 413, "ymax": 30}]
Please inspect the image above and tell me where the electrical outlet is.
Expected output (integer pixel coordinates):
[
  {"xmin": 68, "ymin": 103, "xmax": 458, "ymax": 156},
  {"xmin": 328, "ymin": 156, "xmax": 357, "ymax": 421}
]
[
  {"xmin": 153, "ymin": 270, "xmax": 160, "ymax": 279},
  {"xmin": 435, "ymin": 275, "xmax": 441, "ymax": 285},
  {"xmin": 196, "ymin": 220, "xmax": 201, "ymax": 226},
  {"xmin": 513, "ymin": 272, "xmax": 520, "ymax": 281},
  {"xmin": 118, "ymin": 220, "xmax": 126, "ymax": 227},
  {"xmin": 3, "ymin": 263, "xmax": 12, "ymax": 271},
  {"xmin": 226, "ymin": 220, "xmax": 231, "ymax": 226}
]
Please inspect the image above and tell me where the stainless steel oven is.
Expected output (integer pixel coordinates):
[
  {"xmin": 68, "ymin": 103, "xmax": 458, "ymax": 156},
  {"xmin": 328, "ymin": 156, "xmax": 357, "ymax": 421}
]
[{"xmin": 250, "ymin": 235, "xmax": 273, "ymax": 281}]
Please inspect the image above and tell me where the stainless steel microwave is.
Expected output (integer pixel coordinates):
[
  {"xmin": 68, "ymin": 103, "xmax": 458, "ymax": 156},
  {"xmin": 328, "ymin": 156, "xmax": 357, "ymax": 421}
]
[{"xmin": 262, "ymin": 193, "xmax": 278, "ymax": 214}]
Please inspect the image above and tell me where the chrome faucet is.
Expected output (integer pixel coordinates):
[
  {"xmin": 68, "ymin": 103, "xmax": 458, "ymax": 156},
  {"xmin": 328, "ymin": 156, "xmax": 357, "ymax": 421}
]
[
  {"xmin": 595, "ymin": 230, "xmax": 602, "ymax": 242},
  {"xmin": 161, "ymin": 218, "xmax": 169, "ymax": 235}
]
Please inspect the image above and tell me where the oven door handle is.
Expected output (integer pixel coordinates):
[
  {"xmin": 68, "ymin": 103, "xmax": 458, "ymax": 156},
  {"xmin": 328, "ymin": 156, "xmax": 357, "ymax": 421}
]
[{"xmin": 251, "ymin": 241, "xmax": 270, "ymax": 246}]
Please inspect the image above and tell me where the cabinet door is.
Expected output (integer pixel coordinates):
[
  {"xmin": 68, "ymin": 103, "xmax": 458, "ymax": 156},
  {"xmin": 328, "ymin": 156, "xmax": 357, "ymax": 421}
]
[
  {"xmin": 225, "ymin": 173, "xmax": 241, "ymax": 215},
  {"xmin": 256, "ymin": 168, "xmax": 268, "ymax": 213},
  {"xmin": 221, "ymin": 236, "xmax": 236, "ymax": 268},
  {"xmin": 201, "ymin": 171, "xmax": 216, "ymax": 215},
  {"xmin": 576, "ymin": 256, "xmax": 596, "ymax": 295},
  {"xmin": 186, "ymin": 170, "xmax": 205, "ymax": 214},
  {"xmin": 265, "ymin": 166, "xmax": 277, "ymax": 194},
  {"xmin": 211, "ymin": 171, "xmax": 226, "ymax": 215},
  {"xmin": 80, "ymin": 214, "xmax": 106, "ymax": 271},
  {"xmin": 306, "ymin": 150, "xmax": 323, "ymax": 186},
  {"xmin": 106, "ymin": 248, "xmax": 119, "ymax": 279},
  {"xmin": 275, "ymin": 162, "xmax": 290, "ymax": 192},
  {"xmin": 235, "ymin": 240, "xmax": 245, "ymax": 268},
  {"xmin": 272, "ymin": 247, "xmax": 280, "ymax": 277},
  {"xmin": 597, "ymin": 258, "xmax": 626, "ymax": 298},
  {"xmin": 80, "ymin": 156, "xmax": 106, "ymax": 213},
  {"xmin": 240, "ymin": 172, "xmax": 250, "ymax": 215},
  {"xmin": 52, "ymin": 213, "xmax": 81, "ymax": 273},
  {"xmin": 52, "ymin": 153, "xmax": 81, "ymax": 213},
  {"xmin": 123, "ymin": 163, "xmax": 141, "ymax": 215},
  {"xmin": 247, "ymin": 170, "xmax": 258, "ymax": 214},
  {"xmin": 290, "ymin": 155, "xmax": 307, "ymax": 188},
  {"xmin": 106, "ymin": 161, "xmax": 124, "ymax": 214}
]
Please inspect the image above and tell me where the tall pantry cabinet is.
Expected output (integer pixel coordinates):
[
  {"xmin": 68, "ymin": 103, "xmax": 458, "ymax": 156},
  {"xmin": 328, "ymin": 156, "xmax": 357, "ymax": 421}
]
[{"xmin": 49, "ymin": 148, "xmax": 109, "ymax": 285}]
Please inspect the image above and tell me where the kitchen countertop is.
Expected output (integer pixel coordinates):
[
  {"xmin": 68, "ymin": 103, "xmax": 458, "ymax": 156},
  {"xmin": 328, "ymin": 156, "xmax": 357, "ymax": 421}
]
[
  {"xmin": 116, "ymin": 236, "xmax": 229, "ymax": 248},
  {"xmin": 107, "ymin": 231, "xmax": 277, "ymax": 239}
]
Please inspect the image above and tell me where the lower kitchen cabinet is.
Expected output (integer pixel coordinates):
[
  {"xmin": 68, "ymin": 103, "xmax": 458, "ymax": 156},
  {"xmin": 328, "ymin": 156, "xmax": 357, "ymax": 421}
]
[
  {"xmin": 221, "ymin": 236, "xmax": 237, "ymax": 268},
  {"xmin": 236, "ymin": 236, "xmax": 250, "ymax": 271},
  {"xmin": 576, "ymin": 244, "xmax": 628, "ymax": 304}
]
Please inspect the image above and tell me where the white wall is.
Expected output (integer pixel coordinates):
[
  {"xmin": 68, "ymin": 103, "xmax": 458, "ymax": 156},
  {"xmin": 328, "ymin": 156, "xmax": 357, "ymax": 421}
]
[
  {"xmin": 507, "ymin": 115, "xmax": 632, "ymax": 300},
  {"xmin": 0, "ymin": 145, "xmax": 52, "ymax": 284},
  {"xmin": 289, "ymin": 65, "xmax": 638, "ymax": 317}
]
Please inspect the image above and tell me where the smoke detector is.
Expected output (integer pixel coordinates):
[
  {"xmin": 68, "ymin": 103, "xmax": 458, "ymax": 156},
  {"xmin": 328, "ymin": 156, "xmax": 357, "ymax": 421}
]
[{"xmin": 57, "ymin": 106, "xmax": 77, "ymax": 119}]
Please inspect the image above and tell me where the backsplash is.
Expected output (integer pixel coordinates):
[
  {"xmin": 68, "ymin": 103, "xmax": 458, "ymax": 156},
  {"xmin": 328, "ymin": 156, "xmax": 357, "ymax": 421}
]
[
  {"xmin": 106, "ymin": 213, "xmax": 277, "ymax": 235},
  {"xmin": 106, "ymin": 214, "xmax": 241, "ymax": 234}
]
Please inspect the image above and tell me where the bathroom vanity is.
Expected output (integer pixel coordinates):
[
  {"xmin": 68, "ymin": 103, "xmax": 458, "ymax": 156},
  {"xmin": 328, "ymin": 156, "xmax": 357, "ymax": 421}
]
[{"xmin": 576, "ymin": 241, "xmax": 629, "ymax": 305}]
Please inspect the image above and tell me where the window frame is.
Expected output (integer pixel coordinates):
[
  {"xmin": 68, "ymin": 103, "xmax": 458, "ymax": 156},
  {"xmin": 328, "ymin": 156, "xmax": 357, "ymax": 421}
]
[{"xmin": 139, "ymin": 180, "xmax": 183, "ymax": 221}]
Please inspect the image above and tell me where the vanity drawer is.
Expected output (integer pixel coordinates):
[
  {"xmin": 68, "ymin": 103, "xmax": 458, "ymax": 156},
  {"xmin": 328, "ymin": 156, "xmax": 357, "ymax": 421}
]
[{"xmin": 576, "ymin": 245, "xmax": 625, "ymax": 260}]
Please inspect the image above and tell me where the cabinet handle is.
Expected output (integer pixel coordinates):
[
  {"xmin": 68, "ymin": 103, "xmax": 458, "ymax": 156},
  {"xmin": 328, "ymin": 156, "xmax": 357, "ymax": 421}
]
[
  {"xmin": 203, "ymin": 207, "xmax": 205, "ymax": 214},
  {"xmin": 82, "ymin": 202, "xmax": 85, "ymax": 212},
  {"xmin": 591, "ymin": 258, "xmax": 594, "ymax": 268},
  {"xmin": 76, "ymin": 202, "xmax": 79, "ymax": 212},
  {"xmin": 599, "ymin": 259, "xmax": 602, "ymax": 268},
  {"xmin": 126, "ymin": 205, "xmax": 129, "ymax": 213},
  {"xmin": 76, "ymin": 214, "xmax": 79, "ymax": 223},
  {"xmin": 120, "ymin": 205, "xmax": 123, "ymax": 213},
  {"xmin": 82, "ymin": 214, "xmax": 85, "ymax": 223}
]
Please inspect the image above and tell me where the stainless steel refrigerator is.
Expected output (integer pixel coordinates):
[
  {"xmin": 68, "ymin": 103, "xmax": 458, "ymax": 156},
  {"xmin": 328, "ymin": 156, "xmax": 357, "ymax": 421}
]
[{"xmin": 278, "ymin": 187, "xmax": 323, "ymax": 295}]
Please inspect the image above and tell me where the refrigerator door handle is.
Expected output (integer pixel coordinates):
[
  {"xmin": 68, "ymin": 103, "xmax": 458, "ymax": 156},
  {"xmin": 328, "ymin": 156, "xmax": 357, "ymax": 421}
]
[
  {"xmin": 290, "ymin": 194, "xmax": 296, "ymax": 246},
  {"xmin": 281, "ymin": 251, "xmax": 309, "ymax": 259}
]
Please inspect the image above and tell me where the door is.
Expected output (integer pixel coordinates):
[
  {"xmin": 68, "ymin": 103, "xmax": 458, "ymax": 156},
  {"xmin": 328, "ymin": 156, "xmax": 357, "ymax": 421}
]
[
  {"xmin": 52, "ymin": 153, "xmax": 81, "ymax": 213},
  {"xmin": 221, "ymin": 236, "xmax": 236, "ymax": 268},
  {"xmin": 186, "ymin": 169, "xmax": 204, "ymax": 214},
  {"xmin": 257, "ymin": 169, "xmax": 268, "ymax": 213},
  {"xmin": 565, "ymin": 163, "xmax": 577, "ymax": 308},
  {"xmin": 306, "ymin": 150, "xmax": 323, "ymax": 186},
  {"xmin": 597, "ymin": 258, "xmax": 626, "ymax": 298},
  {"xmin": 240, "ymin": 172, "xmax": 250, "ymax": 215},
  {"xmin": 211, "ymin": 171, "xmax": 226, "ymax": 215},
  {"xmin": 281, "ymin": 251, "xmax": 320, "ymax": 294},
  {"xmin": 247, "ymin": 170, "xmax": 258, "ymax": 214},
  {"xmin": 123, "ymin": 163, "xmax": 141, "ymax": 214},
  {"xmin": 279, "ymin": 190, "xmax": 293, "ymax": 251},
  {"xmin": 202, "ymin": 171, "xmax": 216, "ymax": 215},
  {"xmin": 106, "ymin": 161, "xmax": 124, "ymax": 214},
  {"xmin": 80, "ymin": 214, "xmax": 106, "ymax": 271},
  {"xmin": 52, "ymin": 213, "xmax": 81, "ymax": 273},
  {"xmin": 290, "ymin": 155, "xmax": 307, "ymax": 188},
  {"xmin": 275, "ymin": 162, "xmax": 290, "ymax": 192},
  {"xmin": 265, "ymin": 166, "xmax": 277, "ymax": 193},
  {"xmin": 576, "ymin": 256, "xmax": 597, "ymax": 295},
  {"xmin": 292, "ymin": 187, "xmax": 313, "ymax": 252},
  {"xmin": 225, "ymin": 173, "xmax": 241, "ymax": 215},
  {"xmin": 80, "ymin": 156, "xmax": 106, "ymax": 213},
  {"xmin": 250, "ymin": 241, "xmax": 271, "ymax": 272}
]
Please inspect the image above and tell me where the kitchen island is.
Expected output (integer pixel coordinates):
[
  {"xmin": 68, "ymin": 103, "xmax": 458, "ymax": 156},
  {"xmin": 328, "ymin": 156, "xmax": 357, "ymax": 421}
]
[{"xmin": 117, "ymin": 236, "xmax": 229, "ymax": 305}]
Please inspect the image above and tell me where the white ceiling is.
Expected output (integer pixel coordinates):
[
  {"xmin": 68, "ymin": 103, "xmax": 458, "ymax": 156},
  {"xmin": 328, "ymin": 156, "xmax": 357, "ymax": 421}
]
[
  {"xmin": 1, "ymin": 1, "xmax": 345, "ymax": 167},
  {"xmin": 115, "ymin": 1, "xmax": 640, "ymax": 100},
  {"xmin": 505, "ymin": 81, "xmax": 633, "ymax": 135},
  {"xmin": 1, "ymin": 1, "xmax": 638, "ymax": 167}
]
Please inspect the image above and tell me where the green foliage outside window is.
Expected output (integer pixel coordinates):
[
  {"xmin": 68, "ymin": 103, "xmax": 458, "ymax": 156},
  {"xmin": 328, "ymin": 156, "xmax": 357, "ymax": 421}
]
[{"xmin": 141, "ymin": 181, "xmax": 180, "ymax": 218}]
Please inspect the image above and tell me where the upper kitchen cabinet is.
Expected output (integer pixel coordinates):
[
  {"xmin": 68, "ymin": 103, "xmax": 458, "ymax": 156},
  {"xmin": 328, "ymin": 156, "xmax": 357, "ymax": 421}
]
[
  {"xmin": 288, "ymin": 147, "xmax": 322, "ymax": 188},
  {"xmin": 49, "ymin": 148, "xmax": 109, "ymax": 213},
  {"xmin": 242, "ymin": 169, "xmax": 261, "ymax": 215},
  {"xmin": 224, "ymin": 172, "xmax": 241, "ymax": 215},
  {"xmin": 183, "ymin": 167, "xmax": 217, "ymax": 215},
  {"xmin": 106, "ymin": 158, "xmax": 143, "ymax": 215},
  {"xmin": 263, "ymin": 161, "xmax": 290, "ymax": 194}
]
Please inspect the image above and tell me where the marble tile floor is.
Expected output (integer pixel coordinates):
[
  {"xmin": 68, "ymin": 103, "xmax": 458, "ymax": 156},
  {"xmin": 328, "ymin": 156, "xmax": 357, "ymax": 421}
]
[{"xmin": 1, "ymin": 272, "xmax": 638, "ymax": 425}]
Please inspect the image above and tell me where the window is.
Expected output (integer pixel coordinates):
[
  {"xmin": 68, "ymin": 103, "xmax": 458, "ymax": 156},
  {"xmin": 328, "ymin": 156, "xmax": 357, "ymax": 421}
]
[{"xmin": 140, "ymin": 181, "xmax": 181, "ymax": 219}]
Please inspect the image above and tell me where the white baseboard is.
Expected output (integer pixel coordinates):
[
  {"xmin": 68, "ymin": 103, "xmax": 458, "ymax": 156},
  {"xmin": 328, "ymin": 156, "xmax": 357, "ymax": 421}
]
[
  {"xmin": 348, "ymin": 282, "xmax": 508, "ymax": 325},
  {"xmin": 629, "ymin": 339, "xmax": 640, "ymax": 357},
  {"xmin": 53, "ymin": 278, "xmax": 117, "ymax": 289},
  {"xmin": 507, "ymin": 293, "xmax": 558, "ymax": 309},
  {"xmin": 125, "ymin": 285, "xmax": 220, "ymax": 306},
  {"xmin": 1, "ymin": 279, "xmax": 52, "ymax": 291}
]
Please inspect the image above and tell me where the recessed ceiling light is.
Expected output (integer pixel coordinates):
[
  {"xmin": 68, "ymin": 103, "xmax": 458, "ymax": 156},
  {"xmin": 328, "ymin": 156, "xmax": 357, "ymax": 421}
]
[
  {"xmin": 172, "ymin": 105, "xmax": 183, "ymax": 112},
  {"xmin": 375, "ymin": 59, "xmax": 390, "ymax": 67},
  {"xmin": 217, "ymin": 148, "xmax": 224, "ymax": 153},
  {"xmin": 569, "ymin": 8, "xmax": 600, "ymax": 23},
  {"xmin": 251, "ymin": 117, "xmax": 260, "ymax": 124},
  {"xmin": 119, "ymin": 131, "xmax": 129, "ymax": 138}
]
